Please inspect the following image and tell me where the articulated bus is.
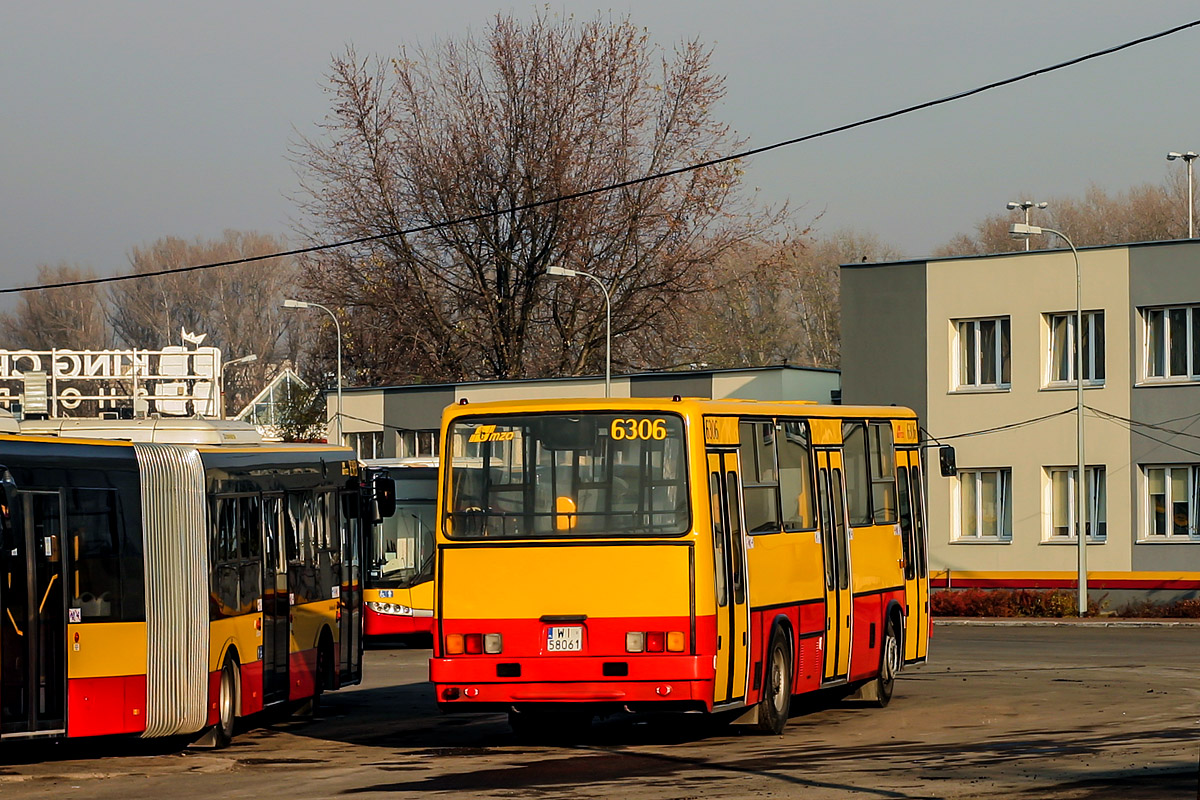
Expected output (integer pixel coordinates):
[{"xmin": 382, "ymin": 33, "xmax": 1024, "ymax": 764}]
[
  {"xmin": 1, "ymin": 417, "xmax": 392, "ymax": 748},
  {"xmin": 430, "ymin": 397, "xmax": 930, "ymax": 734},
  {"xmin": 363, "ymin": 459, "xmax": 438, "ymax": 641}
]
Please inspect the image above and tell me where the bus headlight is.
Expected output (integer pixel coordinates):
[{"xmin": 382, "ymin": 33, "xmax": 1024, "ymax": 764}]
[{"xmin": 366, "ymin": 601, "xmax": 413, "ymax": 616}]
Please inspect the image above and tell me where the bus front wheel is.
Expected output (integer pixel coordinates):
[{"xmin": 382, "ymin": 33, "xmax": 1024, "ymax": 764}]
[{"xmin": 755, "ymin": 627, "xmax": 792, "ymax": 735}]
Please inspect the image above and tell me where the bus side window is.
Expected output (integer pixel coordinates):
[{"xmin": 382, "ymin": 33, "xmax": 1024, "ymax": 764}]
[
  {"xmin": 897, "ymin": 465, "xmax": 915, "ymax": 580},
  {"xmin": 868, "ymin": 423, "xmax": 898, "ymax": 524},
  {"xmin": 739, "ymin": 421, "xmax": 781, "ymax": 533},
  {"xmin": 69, "ymin": 488, "xmax": 127, "ymax": 621},
  {"xmin": 780, "ymin": 421, "xmax": 816, "ymax": 532},
  {"xmin": 841, "ymin": 422, "xmax": 871, "ymax": 526},
  {"xmin": 709, "ymin": 471, "xmax": 727, "ymax": 607}
]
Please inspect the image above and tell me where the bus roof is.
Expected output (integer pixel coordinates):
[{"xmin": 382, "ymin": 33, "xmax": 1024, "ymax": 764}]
[
  {"xmin": 440, "ymin": 396, "xmax": 917, "ymax": 422},
  {"xmin": 18, "ymin": 417, "xmax": 266, "ymax": 445}
]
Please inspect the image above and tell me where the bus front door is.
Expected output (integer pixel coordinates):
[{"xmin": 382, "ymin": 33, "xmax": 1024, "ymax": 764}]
[
  {"xmin": 261, "ymin": 496, "xmax": 290, "ymax": 705},
  {"xmin": 897, "ymin": 449, "xmax": 929, "ymax": 662},
  {"xmin": 0, "ymin": 487, "xmax": 66, "ymax": 736},
  {"xmin": 816, "ymin": 450, "xmax": 852, "ymax": 683},
  {"xmin": 706, "ymin": 451, "xmax": 749, "ymax": 706}
]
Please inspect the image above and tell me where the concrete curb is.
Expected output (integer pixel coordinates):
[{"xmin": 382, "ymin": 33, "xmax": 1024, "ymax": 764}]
[{"xmin": 934, "ymin": 617, "xmax": 1200, "ymax": 627}]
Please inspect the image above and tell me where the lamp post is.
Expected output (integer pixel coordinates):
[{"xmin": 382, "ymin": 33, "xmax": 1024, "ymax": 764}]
[
  {"xmin": 1006, "ymin": 201, "xmax": 1048, "ymax": 251},
  {"xmin": 283, "ymin": 298, "xmax": 342, "ymax": 444},
  {"xmin": 1010, "ymin": 222, "xmax": 1087, "ymax": 616},
  {"xmin": 547, "ymin": 266, "xmax": 611, "ymax": 398},
  {"xmin": 219, "ymin": 353, "xmax": 258, "ymax": 419},
  {"xmin": 1166, "ymin": 151, "xmax": 1197, "ymax": 238}
]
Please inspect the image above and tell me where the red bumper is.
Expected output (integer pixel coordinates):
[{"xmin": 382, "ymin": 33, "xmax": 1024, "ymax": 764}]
[
  {"xmin": 365, "ymin": 608, "xmax": 434, "ymax": 637},
  {"xmin": 430, "ymin": 654, "xmax": 712, "ymax": 709}
]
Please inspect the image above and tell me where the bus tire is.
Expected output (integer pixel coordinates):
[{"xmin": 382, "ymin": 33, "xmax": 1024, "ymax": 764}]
[
  {"xmin": 755, "ymin": 626, "xmax": 792, "ymax": 735},
  {"xmin": 212, "ymin": 657, "xmax": 239, "ymax": 749},
  {"xmin": 864, "ymin": 616, "xmax": 900, "ymax": 708}
]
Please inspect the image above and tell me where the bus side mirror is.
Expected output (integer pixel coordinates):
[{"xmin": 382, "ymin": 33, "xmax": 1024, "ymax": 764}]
[
  {"xmin": 939, "ymin": 446, "xmax": 957, "ymax": 478},
  {"xmin": 374, "ymin": 477, "xmax": 397, "ymax": 521}
]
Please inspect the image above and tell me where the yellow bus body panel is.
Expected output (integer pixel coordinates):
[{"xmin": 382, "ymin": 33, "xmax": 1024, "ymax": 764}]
[
  {"xmin": 209, "ymin": 614, "xmax": 262, "ymax": 671},
  {"xmin": 849, "ymin": 525, "xmax": 904, "ymax": 594},
  {"xmin": 67, "ymin": 622, "xmax": 147, "ymax": 679},
  {"xmin": 441, "ymin": 544, "xmax": 692, "ymax": 620},
  {"xmin": 744, "ymin": 531, "xmax": 824, "ymax": 608},
  {"xmin": 291, "ymin": 599, "xmax": 338, "ymax": 652}
]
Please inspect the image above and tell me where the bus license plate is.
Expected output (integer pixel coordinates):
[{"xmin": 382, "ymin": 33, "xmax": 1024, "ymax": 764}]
[{"xmin": 546, "ymin": 626, "xmax": 583, "ymax": 652}]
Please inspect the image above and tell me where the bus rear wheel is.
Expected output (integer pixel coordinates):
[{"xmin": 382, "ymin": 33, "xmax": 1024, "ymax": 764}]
[
  {"xmin": 755, "ymin": 627, "xmax": 792, "ymax": 735},
  {"xmin": 212, "ymin": 658, "xmax": 238, "ymax": 749},
  {"xmin": 857, "ymin": 616, "xmax": 900, "ymax": 708}
]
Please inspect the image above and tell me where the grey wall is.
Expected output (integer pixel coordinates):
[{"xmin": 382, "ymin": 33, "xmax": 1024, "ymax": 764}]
[
  {"xmin": 382, "ymin": 386, "xmax": 455, "ymax": 456},
  {"xmin": 839, "ymin": 261, "xmax": 928, "ymax": 421},
  {"xmin": 629, "ymin": 374, "xmax": 713, "ymax": 399},
  {"xmin": 1128, "ymin": 243, "xmax": 1200, "ymax": 572}
]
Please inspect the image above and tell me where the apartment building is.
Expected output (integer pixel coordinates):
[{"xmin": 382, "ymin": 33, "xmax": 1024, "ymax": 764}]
[{"xmin": 841, "ymin": 239, "xmax": 1200, "ymax": 605}]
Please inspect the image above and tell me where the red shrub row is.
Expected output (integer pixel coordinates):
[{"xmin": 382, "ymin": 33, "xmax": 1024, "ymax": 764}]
[{"xmin": 932, "ymin": 588, "xmax": 1200, "ymax": 618}]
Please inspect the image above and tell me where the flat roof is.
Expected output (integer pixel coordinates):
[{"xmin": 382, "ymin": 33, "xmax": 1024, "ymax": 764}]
[
  {"xmin": 341, "ymin": 363, "xmax": 840, "ymax": 395},
  {"xmin": 841, "ymin": 236, "xmax": 1200, "ymax": 271}
]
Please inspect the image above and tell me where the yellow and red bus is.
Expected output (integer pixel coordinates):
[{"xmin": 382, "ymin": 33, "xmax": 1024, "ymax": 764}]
[
  {"xmin": 430, "ymin": 398, "xmax": 930, "ymax": 734},
  {"xmin": 363, "ymin": 459, "xmax": 437, "ymax": 641},
  {"xmin": 1, "ymin": 418, "xmax": 391, "ymax": 748}
]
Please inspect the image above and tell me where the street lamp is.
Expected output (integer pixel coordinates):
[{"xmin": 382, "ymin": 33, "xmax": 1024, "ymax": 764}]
[
  {"xmin": 282, "ymin": 298, "xmax": 342, "ymax": 445},
  {"xmin": 1010, "ymin": 222, "xmax": 1087, "ymax": 617},
  {"xmin": 1166, "ymin": 151, "xmax": 1197, "ymax": 238},
  {"xmin": 219, "ymin": 353, "xmax": 258, "ymax": 419},
  {"xmin": 1006, "ymin": 201, "xmax": 1048, "ymax": 251},
  {"xmin": 547, "ymin": 266, "xmax": 611, "ymax": 398}
]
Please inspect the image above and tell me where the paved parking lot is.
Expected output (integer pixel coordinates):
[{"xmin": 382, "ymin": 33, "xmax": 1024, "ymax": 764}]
[{"xmin": 1, "ymin": 625, "xmax": 1197, "ymax": 799}]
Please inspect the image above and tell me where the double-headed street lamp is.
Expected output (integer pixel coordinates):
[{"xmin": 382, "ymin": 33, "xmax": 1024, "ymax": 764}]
[
  {"xmin": 282, "ymin": 298, "xmax": 342, "ymax": 445},
  {"xmin": 1166, "ymin": 151, "xmax": 1197, "ymax": 238},
  {"xmin": 1005, "ymin": 201, "xmax": 1047, "ymax": 251},
  {"xmin": 547, "ymin": 266, "xmax": 612, "ymax": 398},
  {"xmin": 1009, "ymin": 222, "xmax": 1088, "ymax": 617}
]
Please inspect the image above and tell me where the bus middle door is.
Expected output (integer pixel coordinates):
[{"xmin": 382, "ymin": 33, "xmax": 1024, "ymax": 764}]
[
  {"xmin": 897, "ymin": 448, "xmax": 929, "ymax": 662},
  {"xmin": 261, "ymin": 495, "xmax": 289, "ymax": 705},
  {"xmin": 816, "ymin": 449, "xmax": 852, "ymax": 683},
  {"xmin": 706, "ymin": 450, "xmax": 749, "ymax": 707}
]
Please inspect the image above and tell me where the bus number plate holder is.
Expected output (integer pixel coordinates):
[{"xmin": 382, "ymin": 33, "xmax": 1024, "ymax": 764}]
[{"xmin": 546, "ymin": 626, "xmax": 583, "ymax": 652}]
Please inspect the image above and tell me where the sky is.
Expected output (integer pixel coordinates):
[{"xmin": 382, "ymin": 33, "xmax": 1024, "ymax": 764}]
[{"xmin": 3, "ymin": 2, "xmax": 1200, "ymax": 292}]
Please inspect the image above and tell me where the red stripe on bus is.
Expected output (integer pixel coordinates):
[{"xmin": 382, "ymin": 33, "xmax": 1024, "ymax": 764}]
[
  {"xmin": 67, "ymin": 675, "xmax": 147, "ymax": 738},
  {"xmin": 289, "ymin": 648, "xmax": 318, "ymax": 701},
  {"xmin": 240, "ymin": 659, "xmax": 264, "ymax": 716},
  {"xmin": 365, "ymin": 609, "xmax": 434, "ymax": 637}
]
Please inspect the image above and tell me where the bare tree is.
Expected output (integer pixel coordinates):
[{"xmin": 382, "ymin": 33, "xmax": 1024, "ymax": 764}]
[
  {"xmin": 934, "ymin": 180, "xmax": 1191, "ymax": 257},
  {"xmin": 0, "ymin": 264, "xmax": 111, "ymax": 350},
  {"xmin": 685, "ymin": 228, "xmax": 896, "ymax": 369},
  {"xmin": 293, "ymin": 12, "xmax": 780, "ymax": 384},
  {"xmin": 108, "ymin": 230, "xmax": 304, "ymax": 413}
]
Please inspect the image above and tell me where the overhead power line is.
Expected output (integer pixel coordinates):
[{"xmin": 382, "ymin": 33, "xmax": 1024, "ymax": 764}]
[{"xmin": 6, "ymin": 17, "xmax": 1199, "ymax": 297}]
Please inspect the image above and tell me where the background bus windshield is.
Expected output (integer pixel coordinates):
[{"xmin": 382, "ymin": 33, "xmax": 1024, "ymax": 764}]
[{"xmin": 446, "ymin": 413, "xmax": 688, "ymax": 538}]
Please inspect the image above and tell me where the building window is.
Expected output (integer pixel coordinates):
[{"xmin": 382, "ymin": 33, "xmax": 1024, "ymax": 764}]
[
  {"xmin": 956, "ymin": 468, "xmax": 1012, "ymax": 540},
  {"xmin": 1047, "ymin": 311, "xmax": 1104, "ymax": 385},
  {"xmin": 956, "ymin": 317, "xmax": 1011, "ymax": 389},
  {"xmin": 1144, "ymin": 305, "xmax": 1200, "ymax": 381},
  {"xmin": 397, "ymin": 429, "xmax": 440, "ymax": 459},
  {"xmin": 1047, "ymin": 466, "xmax": 1106, "ymax": 540},
  {"xmin": 1145, "ymin": 465, "xmax": 1200, "ymax": 540},
  {"xmin": 346, "ymin": 430, "xmax": 384, "ymax": 460}
]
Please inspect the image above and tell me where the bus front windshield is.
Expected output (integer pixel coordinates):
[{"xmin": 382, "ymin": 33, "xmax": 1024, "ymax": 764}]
[
  {"xmin": 369, "ymin": 501, "xmax": 436, "ymax": 587},
  {"xmin": 445, "ymin": 412, "xmax": 689, "ymax": 539}
]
